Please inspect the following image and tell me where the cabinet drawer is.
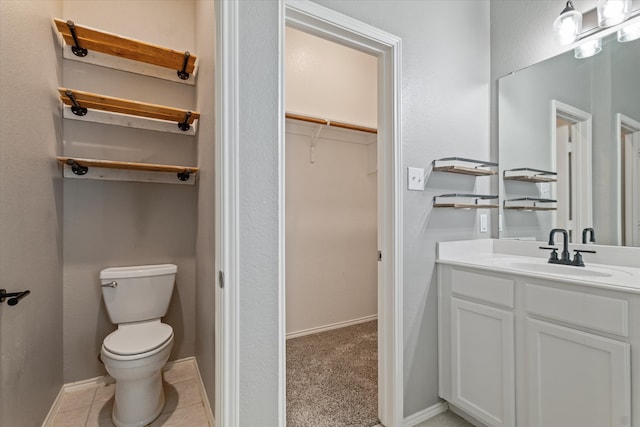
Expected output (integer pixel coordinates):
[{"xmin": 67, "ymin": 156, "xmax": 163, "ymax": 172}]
[
  {"xmin": 525, "ymin": 284, "xmax": 629, "ymax": 337},
  {"xmin": 451, "ymin": 268, "xmax": 515, "ymax": 308}
]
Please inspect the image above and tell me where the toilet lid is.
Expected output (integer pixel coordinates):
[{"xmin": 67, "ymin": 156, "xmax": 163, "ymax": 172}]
[{"xmin": 104, "ymin": 322, "xmax": 173, "ymax": 356}]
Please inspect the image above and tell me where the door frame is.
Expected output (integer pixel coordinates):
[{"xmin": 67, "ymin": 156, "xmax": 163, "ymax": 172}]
[
  {"xmin": 283, "ymin": 2, "xmax": 403, "ymax": 426},
  {"xmin": 616, "ymin": 113, "xmax": 640, "ymax": 245}
]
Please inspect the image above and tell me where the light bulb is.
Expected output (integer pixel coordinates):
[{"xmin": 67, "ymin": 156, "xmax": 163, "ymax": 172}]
[
  {"xmin": 597, "ymin": 0, "xmax": 630, "ymax": 27},
  {"xmin": 617, "ymin": 22, "xmax": 640, "ymax": 42},
  {"xmin": 574, "ymin": 38, "xmax": 603, "ymax": 59},
  {"xmin": 553, "ymin": 2, "xmax": 583, "ymax": 45}
]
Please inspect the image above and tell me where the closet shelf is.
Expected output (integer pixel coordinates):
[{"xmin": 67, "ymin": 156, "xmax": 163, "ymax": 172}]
[
  {"xmin": 59, "ymin": 88, "xmax": 200, "ymax": 134},
  {"xmin": 57, "ymin": 157, "xmax": 199, "ymax": 184},
  {"xmin": 285, "ymin": 113, "xmax": 378, "ymax": 134},
  {"xmin": 432, "ymin": 157, "xmax": 498, "ymax": 176},
  {"xmin": 54, "ymin": 19, "xmax": 197, "ymax": 84},
  {"xmin": 503, "ymin": 167, "xmax": 557, "ymax": 183},
  {"xmin": 503, "ymin": 197, "xmax": 557, "ymax": 211},
  {"xmin": 433, "ymin": 193, "xmax": 499, "ymax": 209}
]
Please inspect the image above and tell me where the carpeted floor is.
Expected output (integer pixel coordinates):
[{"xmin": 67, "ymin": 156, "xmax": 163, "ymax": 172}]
[{"xmin": 286, "ymin": 320, "xmax": 379, "ymax": 427}]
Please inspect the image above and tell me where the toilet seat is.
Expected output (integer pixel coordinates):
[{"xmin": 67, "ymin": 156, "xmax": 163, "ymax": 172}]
[{"xmin": 104, "ymin": 320, "xmax": 173, "ymax": 356}]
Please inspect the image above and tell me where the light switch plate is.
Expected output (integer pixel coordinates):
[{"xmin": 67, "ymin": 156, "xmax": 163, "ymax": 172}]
[
  {"xmin": 407, "ymin": 167, "xmax": 425, "ymax": 191},
  {"xmin": 480, "ymin": 214, "xmax": 488, "ymax": 233}
]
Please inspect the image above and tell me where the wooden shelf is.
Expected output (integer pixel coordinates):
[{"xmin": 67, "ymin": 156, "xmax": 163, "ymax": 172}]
[
  {"xmin": 433, "ymin": 193, "xmax": 499, "ymax": 209},
  {"xmin": 503, "ymin": 206, "xmax": 557, "ymax": 211},
  {"xmin": 432, "ymin": 157, "xmax": 498, "ymax": 176},
  {"xmin": 285, "ymin": 112, "xmax": 377, "ymax": 134},
  {"xmin": 503, "ymin": 197, "xmax": 557, "ymax": 211},
  {"xmin": 433, "ymin": 165, "xmax": 497, "ymax": 176},
  {"xmin": 54, "ymin": 19, "xmax": 197, "ymax": 84},
  {"xmin": 57, "ymin": 157, "xmax": 199, "ymax": 184},
  {"xmin": 59, "ymin": 88, "xmax": 199, "ymax": 135},
  {"xmin": 503, "ymin": 168, "xmax": 557, "ymax": 183}
]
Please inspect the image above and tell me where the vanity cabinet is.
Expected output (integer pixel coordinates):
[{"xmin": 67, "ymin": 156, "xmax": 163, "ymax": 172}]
[{"xmin": 439, "ymin": 265, "xmax": 635, "ymax": 427}]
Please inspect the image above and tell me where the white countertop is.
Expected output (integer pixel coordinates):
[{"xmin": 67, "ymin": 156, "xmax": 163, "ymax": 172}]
[{"xmin": 436, "ymin": 239, "xmax": 640, "ymax": 294}]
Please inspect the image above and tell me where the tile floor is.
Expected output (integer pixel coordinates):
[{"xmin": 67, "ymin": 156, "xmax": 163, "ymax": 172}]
[{"xmin": 46, "ymin": 359, "xmax": 212, "ymax": 427}]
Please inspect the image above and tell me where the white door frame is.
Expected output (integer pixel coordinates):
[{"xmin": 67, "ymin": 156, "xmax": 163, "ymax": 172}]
[
  {"xmin": 551, "ymin": 100, "xmax": 593, "ymax": 242},
  {"xmin": 616, "ymin": 113, "xmax": 640, "ymax": 246},
  {"xmin": 284, "ymin": 2, "xmax": 403, "ymax": 426}
]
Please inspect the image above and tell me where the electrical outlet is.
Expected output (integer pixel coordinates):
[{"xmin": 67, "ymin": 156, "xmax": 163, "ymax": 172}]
[
  {"xmin": 407, "ymin": 167, "xmax": 425, "ymax": 191},
  {"xmin": 480, "ymin": 214, "xmax": 488, "ymax": 233}
]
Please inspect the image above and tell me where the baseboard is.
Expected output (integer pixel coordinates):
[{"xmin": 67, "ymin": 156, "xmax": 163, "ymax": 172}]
[
  {"xmin": 40, "ymin": 385, "xmax": 65, "ymax": 427},
  {"xmin": 192, "ymin": 357, "xmax": 216, "ymax": 427},
  {"xmin": 286, "ymin": 314, "xmax": 378, "ymax": 339},
  {"xmin": 403, "ymin": 401, "xmax": 449, "ymax": 427},
  {"xmin": 448, "ymin": 403, "xmax": 489, "ymax": 427}
]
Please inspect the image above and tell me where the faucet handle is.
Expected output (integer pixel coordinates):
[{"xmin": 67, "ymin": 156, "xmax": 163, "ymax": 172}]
[
  {"xmin": 539, "ymin": 246, "xmax": 559, "ymax": 261},
  {"xmin": 572, "ymin": 249, "xmax": 596, "ymax": 267}
]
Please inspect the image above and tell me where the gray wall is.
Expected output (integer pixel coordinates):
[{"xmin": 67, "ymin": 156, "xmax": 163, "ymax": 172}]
[
  {"xmin": 195, "ymin": 0, "xmax": 217, "ymax": 414},
  {"xmin": 231, "ymin": 0, "xmax": 492, "ymax": 421},
  {"xmin": 0, "ymin": 1, "xmax": 64, "ymax": 426},
  {"xmin": 60, "ymin": 1, "xmax": 198, "ymax": 382}
]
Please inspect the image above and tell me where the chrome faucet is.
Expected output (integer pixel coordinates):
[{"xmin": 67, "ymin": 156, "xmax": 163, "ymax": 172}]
[
  {"xmin": 582, "ymin": 227, "xmax": 596, "ymax": 244},
  {"xmin": 540, "ymin": 228, "xmax": 596, "ymax": 267}
]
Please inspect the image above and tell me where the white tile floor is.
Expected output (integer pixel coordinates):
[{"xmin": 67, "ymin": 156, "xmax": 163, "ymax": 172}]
[{"xmin": 46, "ymin": 359, "xmax": 213, "ymax": 427}]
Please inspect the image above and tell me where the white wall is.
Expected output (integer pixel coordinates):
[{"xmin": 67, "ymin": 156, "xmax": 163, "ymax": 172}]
[
  {"xmin": 0, "ymin": 1, "xmax": 64, "ymax": 425},
  {"xmin": 194, "ymin": 0, "xmax": 216, "ymax": 413},
  {"xmin": 286, "ymin": 26, "xmax": 378, "ymax": 128},
  {"xmin": 286, "ymin": 127, "xmax": 377, "ymax": 335},
  {"xmin": 60, "ymin": 0, "xmax": 198, "ymax": 382}
]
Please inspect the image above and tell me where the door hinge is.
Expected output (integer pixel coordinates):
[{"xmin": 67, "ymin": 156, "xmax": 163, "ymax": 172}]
[
  {"xmin": 218, "ymin": 271, "xmax": 225, "ymax": 289},
  {"xmin": 377, "ymin": 251, "xmax": 382, "ymax": 261}
]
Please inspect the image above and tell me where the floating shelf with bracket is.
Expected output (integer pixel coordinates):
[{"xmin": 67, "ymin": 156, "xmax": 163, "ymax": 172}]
[
  {"xmin": 432, "ymin": 157, "xmax": 498, "ymax": 176},
  {"xmin": 433, "ymin": 193, "xmax": 499, "ymax": 209},
  {"xmin": 57, "ymin": 157, "xmax": 199, "ymax": 185},
  {"xmin": 53, "ymin": 19, "xmax": 198, "ymax": 84},
  {"xmin": 503, "ymin": 197, "xmax": 557, "ymax": 211},
  {"xmin": 59, "ymin": 88, "xmax": 199, "ymax": 135},
  {"xmin": 503, "ymin": 167, "xmax": 557, "ymax": 183}
]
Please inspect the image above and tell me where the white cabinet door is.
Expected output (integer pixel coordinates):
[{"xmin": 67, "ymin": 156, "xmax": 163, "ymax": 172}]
[
  {"xmin": 451, "ymin": 297, "xmax": 515, "ymax": 427},
  {"xmin": 527, "ymin": 318, "xmax": 631, "ymax": 427}
]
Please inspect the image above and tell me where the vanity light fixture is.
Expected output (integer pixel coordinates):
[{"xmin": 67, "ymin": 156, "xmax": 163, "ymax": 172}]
[
  {"xmin": 617, "ymin": 21, "xmax": 640, "ymax": 41},
  {"xmin": 574, "ymin": 38, "xmax": 603, "ymax": 58},
  {"xmin": 597, "ymin": 0, "xmax": 631, "ymax": 27},
  {"xmin": 553, "ymin": 0, "xmax": 583, "ymax": 45}
]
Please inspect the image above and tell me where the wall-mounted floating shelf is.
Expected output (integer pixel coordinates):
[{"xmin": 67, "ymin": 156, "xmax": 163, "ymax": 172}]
[
  {"xmin": 57, "ymin": 157, "xmax": 199, "ymax": 185},
  {"xmin": 433, "ymin": 193, "xmax": 499, "ymax": 209},
  {"xmin": 503, "ymin": 167, "xmax": 557, "ymax": 183},
  {"xmin": 432, "ymin": 157, "xmax": 498, "ymax": 176},
  {"xmin": 58, "ymin": 88, "xmax": 200, "ymax": 135},
  {"xmin": 285, "ymin": 112, "xmax": 378, "ymax": 134},
  {"xmin": 53, "ymin": 19, "xmax": 198, "ymax": 85},
  {"xmin": 503, "ymin": 197, "xmax": 557, "ymax": 211}
]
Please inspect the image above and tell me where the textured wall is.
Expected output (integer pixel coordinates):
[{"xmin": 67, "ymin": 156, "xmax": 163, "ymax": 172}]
[
  {"xmin": 60, "ymin": 0, "xmax": 198, "ymax": 382},
  {"xmin": 0, "ymin": 1, "xmax": 64, "ymax": 425},
  {"xmin": 194, "ymin": 0, "xmax": 217, "ymax": 414},
  {"xmin": 286, "ymin": 131, "xmax": 377, "ymax": 335}
]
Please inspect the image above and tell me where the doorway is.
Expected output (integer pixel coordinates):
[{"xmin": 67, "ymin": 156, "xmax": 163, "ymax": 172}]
[
  {"xmin": 617, "ymin": 114, "xmax": 640, "ymax": 246},
  {"xmin": 283, "ymin": 3, "xmax": 403, "ymax": 426}
]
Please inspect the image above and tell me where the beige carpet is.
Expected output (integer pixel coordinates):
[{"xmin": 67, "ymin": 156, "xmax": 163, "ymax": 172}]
[{"xmin": 286, "ymin": 320, "xmax": 378, "ymax": 427}]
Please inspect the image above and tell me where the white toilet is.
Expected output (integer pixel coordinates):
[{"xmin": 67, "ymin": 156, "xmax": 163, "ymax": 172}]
[{"xmin": 99, "ymin": 264, "xmax": 177, "ymax": 427}]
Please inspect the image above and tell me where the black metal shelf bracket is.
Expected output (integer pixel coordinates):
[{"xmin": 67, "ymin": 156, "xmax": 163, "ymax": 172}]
[
  {"xmin": 0, "ymin": 289, "xmax": 31, "ymax": 306},
  {"xmin": 66, "ymin": 159, "xmax": 89, "ymax": 175},
  {"xmin": 178, "ymin": 111, "xmax": 192, "ymax": 131},
  {"xmin": 177, "ymin": 169, "xmax": 191, "ymax": 182},
  {"xmin": 66, "ymin": 20, "xmax": 88, "ymax": 57},
  {"xmin": 65, "ymin": 90, "xmax": 88, "ymax": 116},
  {"xmin": 177, "ymin": 51, "xmax": 191, "ymax": 80}
]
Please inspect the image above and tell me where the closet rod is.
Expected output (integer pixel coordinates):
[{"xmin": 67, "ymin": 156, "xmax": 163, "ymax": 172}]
[{"xmin": 285, "ymin": 113, "xmax": 377, "ymax": 134}]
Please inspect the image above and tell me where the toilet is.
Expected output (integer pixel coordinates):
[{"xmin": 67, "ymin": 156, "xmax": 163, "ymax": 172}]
[{"xmin": 99, "ymin": 264, "xmax": 177, "ymax": 427}]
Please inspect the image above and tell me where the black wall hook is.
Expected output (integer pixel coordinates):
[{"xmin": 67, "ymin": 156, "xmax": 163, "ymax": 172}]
[
  {"xmin": 0, "ymin": 289, "xmax": 31, "ymax": 306},
  {"xmin": 66, "ymin": 20, "xmax": 88, "ymax": 57},
  {"xmin": 177, "ymin": 170, "xmax": 191, "ymax": 181},
  {"xmin": 177, "ymin": 51, "xmax": 191, "ymax": 80},
  {"xmin": 65, "ymin": 90, "xmax": 88, "ymax": 116},
  {"xmin": 178, "ymin": 111, "xmax": 192, "ymax": 131}
]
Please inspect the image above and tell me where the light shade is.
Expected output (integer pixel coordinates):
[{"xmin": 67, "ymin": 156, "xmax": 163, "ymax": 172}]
[
  {"xmin": 597, "ymin": 0, "xmax": 631, "ymax": 27},
  {"xmin": 574, "ymin": 38, "xmax": 603, "ymax": 58},
  {"xmin": 617, "ymin": 22, "xmax": 640, "ymax": 42},
  {"xmin": 553, "ymin": 1, "xmax": 583, "ymax": 45}
]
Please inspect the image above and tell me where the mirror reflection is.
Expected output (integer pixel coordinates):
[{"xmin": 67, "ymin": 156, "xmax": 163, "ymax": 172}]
[{"xmin": 498, "ymin": 32, "xmax": 640, "ymax": 246}]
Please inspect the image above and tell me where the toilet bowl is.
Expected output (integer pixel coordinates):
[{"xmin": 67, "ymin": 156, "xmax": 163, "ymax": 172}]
[{"xmin": 99, "ymin": 264, "xmax": 177, "ymax": 427}]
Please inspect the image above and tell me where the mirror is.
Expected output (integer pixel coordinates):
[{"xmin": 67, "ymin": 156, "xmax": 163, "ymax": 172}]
[{"xmin": 498, "ymin": 31, "xmax": 640, "ymax": 246}]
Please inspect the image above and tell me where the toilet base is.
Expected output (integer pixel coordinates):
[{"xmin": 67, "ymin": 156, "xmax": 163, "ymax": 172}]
[{"xmin": 111, "ymin": 370, "xmax": 165, "ymax": 427}]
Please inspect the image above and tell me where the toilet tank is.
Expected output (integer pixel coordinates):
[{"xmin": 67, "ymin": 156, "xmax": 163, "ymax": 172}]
[{"xmin": 100, "ymin": 264, "xmax": 177, "ymax": 324}]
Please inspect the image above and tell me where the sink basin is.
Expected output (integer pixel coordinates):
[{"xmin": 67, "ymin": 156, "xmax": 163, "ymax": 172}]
[{"xmin": 494, "ymin": 260, "xmax": 629, "ymax": 278}]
